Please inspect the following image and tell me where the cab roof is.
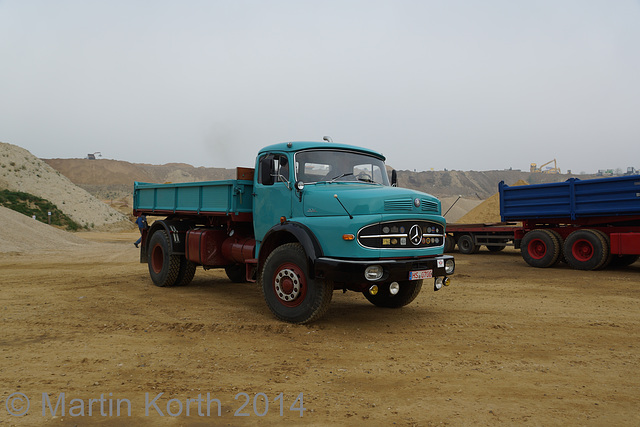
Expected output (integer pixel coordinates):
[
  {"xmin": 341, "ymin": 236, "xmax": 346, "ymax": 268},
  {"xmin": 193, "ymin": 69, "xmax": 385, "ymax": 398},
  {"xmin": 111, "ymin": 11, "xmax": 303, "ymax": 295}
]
[{"xmin": 258, "ymin": 141, "xmax": 385, "ymax": 161}]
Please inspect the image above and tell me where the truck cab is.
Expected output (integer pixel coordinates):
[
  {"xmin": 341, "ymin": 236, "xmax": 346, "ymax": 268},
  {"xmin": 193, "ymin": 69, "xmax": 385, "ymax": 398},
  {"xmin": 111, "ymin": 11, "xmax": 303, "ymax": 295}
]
[{"xmin": 253, "ymin": 142, "xmax": 454, "ymax": 321}]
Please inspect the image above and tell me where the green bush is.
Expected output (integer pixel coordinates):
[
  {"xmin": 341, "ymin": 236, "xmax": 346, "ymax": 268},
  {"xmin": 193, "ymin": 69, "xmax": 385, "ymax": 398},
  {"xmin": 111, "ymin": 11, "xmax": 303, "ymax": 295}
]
[{"xmin": 0, "ymin": 189, "xmax": 81, "ymax": 231}]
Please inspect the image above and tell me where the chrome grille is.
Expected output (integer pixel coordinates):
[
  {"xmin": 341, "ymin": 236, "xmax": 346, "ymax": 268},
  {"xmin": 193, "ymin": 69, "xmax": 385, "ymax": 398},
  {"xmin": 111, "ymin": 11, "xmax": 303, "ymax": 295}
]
[{"xmin": 357, "ymin": 220, "xmax": 445, "ymax": 249}]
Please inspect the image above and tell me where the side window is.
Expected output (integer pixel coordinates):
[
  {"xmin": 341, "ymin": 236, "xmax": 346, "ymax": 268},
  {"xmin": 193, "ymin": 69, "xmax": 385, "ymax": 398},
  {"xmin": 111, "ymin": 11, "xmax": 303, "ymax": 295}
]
[{"xmin": 276, "ymin": 155, "xmax": 289, "ymax": 182}]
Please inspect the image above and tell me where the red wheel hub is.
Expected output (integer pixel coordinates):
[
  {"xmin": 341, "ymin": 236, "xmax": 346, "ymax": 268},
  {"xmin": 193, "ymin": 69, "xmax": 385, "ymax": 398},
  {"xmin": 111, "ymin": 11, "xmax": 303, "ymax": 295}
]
[
  {"xmin": 273, "ymin": 263, "xmax": 307, "ymax": 307},
  {"xmin": 151, "ymin": 244, "xmax": 164, "ymax": 274},
  {"xmin": 572, "ymin": 239, "xmax": 594, "ymax": 261},
  {"xmin": 528, "ymin": 239, "xmax": 547, "ymax": 260}
]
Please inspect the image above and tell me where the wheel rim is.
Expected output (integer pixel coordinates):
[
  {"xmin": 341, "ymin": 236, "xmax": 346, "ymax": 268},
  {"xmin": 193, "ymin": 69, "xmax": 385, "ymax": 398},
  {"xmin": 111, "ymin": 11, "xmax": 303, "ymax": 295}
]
[
  {"xmin": 460, "ymin": 238, "xmax": 470, "ymax": 251},
  {"xmin": 572, "ymin": 239, "xmax": 593, "ymax": 262},
  {"xmin": 273, "ymin": 263, "xmax": 307, "ymax": 307},
  {"xmin": 151, "ymin": 244, "xmax": 164, "ymax": 274},
  {"xmin": 528, "ymin": 239, "xmax": 547, "ymax": 260}
]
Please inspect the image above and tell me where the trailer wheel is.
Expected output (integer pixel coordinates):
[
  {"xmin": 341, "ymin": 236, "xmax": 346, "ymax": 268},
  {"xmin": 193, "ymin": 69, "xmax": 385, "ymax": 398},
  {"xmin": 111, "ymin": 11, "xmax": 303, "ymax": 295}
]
[
  {"xmin": 174, "ymin": 257, "xmax": 196, "ymax": 287},
  {"xmin": 443, "ymin": 235, "xmax": 455, "ymax": 253},
  {"xmin": 593, "ymin": 230, "xmax": 612, "ymax": 269},
  {"xmin": 457, "ymin": 234, "xmax": 479, "ymax": 254},
  {"xmin": 260, "ymin": 243, "xmax": 333, "ymax": 323},
  {"xmin": 225, "ymin": 264, "xmax": 248, "ymax": 283},
  {"xmin": 363, "ymin": 280, "xmax": 422, "ymax": 308},
  {"xmin": 563, "ymin": 229, "xmax": 609, "ymax": 270},
  {"xmin": 148, "ymin": 230, "xmax": 181, "ymax": 287},
  {"xmin": 521, "ymin": 229, "xmax": 561, "ymax": 268},
  {"xmin": 486, "ymin": 245, "xmax": 505, "ymax": 252}
]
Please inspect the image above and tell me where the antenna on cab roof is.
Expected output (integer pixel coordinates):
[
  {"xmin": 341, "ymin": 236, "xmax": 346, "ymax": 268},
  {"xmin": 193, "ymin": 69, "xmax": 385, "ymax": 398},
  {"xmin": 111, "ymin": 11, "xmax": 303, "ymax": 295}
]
[{"xmin": 323, "ymin": 136, "xmax": 333, "ymax": 143}]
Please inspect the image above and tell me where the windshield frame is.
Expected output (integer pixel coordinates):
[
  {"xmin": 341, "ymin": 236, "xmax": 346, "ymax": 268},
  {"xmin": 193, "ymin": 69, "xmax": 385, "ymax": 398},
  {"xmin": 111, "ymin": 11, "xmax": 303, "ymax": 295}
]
[{"xmin": 294, "ymin": 149, "xmax": 390, "ymax": 186}]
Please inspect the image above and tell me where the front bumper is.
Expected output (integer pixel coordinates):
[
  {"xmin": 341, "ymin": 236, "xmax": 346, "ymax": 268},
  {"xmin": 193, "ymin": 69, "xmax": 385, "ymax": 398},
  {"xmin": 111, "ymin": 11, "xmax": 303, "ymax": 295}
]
[{"xmin": 314, "ymin": 254, "xmax": 454, "ymax": 284}]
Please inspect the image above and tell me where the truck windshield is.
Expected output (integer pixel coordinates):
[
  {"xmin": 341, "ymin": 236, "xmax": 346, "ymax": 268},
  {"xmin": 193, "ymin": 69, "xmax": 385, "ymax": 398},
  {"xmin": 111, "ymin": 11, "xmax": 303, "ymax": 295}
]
[{"xmin": 295, "ymin": 150, "xmax": 389, "ymax": 185}]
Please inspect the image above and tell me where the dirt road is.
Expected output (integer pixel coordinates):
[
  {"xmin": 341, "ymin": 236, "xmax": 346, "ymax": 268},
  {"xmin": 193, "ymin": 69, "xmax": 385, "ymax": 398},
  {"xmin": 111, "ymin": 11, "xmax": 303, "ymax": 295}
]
[{"xmin": 1, "ymin": 231, "xmax": 638, "ymax": 426}]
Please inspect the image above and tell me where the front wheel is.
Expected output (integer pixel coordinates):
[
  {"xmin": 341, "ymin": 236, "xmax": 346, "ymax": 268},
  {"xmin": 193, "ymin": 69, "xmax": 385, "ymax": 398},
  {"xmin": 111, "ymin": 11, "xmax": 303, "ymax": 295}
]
[
  {"xmin": 260, "ymin": 243, "xmax": 333, "ymax": 323},
  {"xmin": 457, "ymin": 234, "xmax": 479, "ymax": 254},
  {"xmin": 363, "ymin": 280, "xmax": 423, "ymax": 308}
]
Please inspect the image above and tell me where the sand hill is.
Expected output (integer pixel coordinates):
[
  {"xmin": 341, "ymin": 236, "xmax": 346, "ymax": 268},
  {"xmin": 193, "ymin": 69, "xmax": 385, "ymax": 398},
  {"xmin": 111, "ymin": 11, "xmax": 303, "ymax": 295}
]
[
  {"xmin": 457, "ymin": 179, "xmax": 530, "ymax": 223},
  {"xmin": 0, "ymin": 142, "xmax": 132, "ymax": 230},
  {"xmin": 0, "ymin": 205, "xmax": 95, "ymax": 253}
]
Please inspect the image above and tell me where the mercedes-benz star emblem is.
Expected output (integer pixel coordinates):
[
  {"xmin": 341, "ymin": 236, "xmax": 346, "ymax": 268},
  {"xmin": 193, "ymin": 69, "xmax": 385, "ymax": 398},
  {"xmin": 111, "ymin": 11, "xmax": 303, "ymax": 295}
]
[{"xmin": 409, "ymin": 224, "xmax": 422, "ymax": 246}]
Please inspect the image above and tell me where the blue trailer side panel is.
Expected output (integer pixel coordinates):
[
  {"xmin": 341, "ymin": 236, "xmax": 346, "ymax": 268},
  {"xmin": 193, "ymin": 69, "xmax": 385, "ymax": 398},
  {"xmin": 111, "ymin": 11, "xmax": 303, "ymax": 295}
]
[{"xmin": 500, "ymin": 175, "xmax": 640, "ymax": 221}]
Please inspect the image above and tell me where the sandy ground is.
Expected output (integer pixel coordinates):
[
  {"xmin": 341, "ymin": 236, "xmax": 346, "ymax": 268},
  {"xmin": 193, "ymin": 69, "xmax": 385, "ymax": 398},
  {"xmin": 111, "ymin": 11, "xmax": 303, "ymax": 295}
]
[{"xmin": 1, "ymin": 231, "xmax": 639, "ymax": 426}]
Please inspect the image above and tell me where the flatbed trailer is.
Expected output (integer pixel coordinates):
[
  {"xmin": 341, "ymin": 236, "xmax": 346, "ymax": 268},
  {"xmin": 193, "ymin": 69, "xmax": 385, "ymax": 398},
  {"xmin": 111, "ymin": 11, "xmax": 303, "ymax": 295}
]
[
  {"xmin": 445, "ymin": 175, "xmax": 640, "ymax": 270},
  {"xmin": 444, "ymin": 222, "xmax": 521, "ymax": 254}
]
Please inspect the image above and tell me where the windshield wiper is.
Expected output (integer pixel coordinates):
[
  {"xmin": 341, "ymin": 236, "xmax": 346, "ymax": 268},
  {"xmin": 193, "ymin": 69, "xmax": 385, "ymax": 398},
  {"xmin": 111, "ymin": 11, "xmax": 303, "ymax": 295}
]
[
  {"xmin": 356, "ymin": 176, "xmax": 374, "ymax": 183},
  {"xmin": 329, "ymin": 173, "xmax": 353, "ymax": 182}
]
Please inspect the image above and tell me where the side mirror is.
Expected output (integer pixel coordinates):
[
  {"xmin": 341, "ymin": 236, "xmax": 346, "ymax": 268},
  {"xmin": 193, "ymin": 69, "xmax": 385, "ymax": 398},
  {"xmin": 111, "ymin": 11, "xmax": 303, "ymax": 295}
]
[
  {"xmin": 260, "ymin": 157, "xmax": 275, "ymax": 186},
  {"xmin": 391, "ymin": 169, "xmax": 398, "ymax": 187}
]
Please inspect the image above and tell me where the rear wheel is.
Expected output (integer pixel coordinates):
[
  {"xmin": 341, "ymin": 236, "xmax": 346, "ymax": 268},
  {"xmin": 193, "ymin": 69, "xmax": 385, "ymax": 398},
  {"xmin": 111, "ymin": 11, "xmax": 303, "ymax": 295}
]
[
  {"xmin": 260, "ymin": 243, "xmax": 333, "ymax": 323},
  {"xmin": 174, "ymin": 257, "xmax": 196, "ymax": 287},
  {"xmin": 363, "ymin": 280, "xmax": 423, "ymax": 308},
  {"xmin": 457, "ymin": 234, "xmax": 479, "ymax": 254},
  {"xmin": 486, "ymin": 245, "xmax": 505, "ymax": 252},
  {"xmin": 521, "ymin": 229, "xmax": 561, "ymax": 268},
  {"xmin": 563, "ymin": 229, "xmax": 609, "ymax": 270},
  {"xmin": 148, "ymin": 230, "xmax": 181, "ymax": 287}
]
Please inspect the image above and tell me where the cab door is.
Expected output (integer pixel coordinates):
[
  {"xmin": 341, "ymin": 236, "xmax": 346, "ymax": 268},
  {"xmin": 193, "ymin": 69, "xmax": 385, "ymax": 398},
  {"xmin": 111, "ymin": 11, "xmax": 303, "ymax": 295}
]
[{"xmin": 253, "ymin": 152, "xmax": 292, "ymax": 242}]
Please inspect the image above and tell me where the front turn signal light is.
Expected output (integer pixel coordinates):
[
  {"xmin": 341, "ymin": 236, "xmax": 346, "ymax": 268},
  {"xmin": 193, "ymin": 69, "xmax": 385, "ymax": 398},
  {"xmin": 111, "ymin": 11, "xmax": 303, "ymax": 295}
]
[{"xmin": 342, "ymin": 234, "xmax": 355, "ymax": 241}]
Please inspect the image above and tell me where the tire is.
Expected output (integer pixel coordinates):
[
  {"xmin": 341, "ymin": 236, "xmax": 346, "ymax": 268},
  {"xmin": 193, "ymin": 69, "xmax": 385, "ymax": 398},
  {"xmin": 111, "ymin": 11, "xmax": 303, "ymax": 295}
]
[
  {"xmin": 148, "ymin": 230, "xmax": 181, "ymax": 287},
  {"xmin": 457, "ymin": 234, "xmax": 479, "ymax": 254},
  {"xmin": 593, "ymin": 230, "xmax": 612, "ymax": 270},
  {"xmin": 260, "ymin": 243, "xmax": 333, "ymax": 324},
  {"xmin": 486, "ymin": 245, "xmax": 505, "ymax": 252},
  {"xmin": 443, "ymin": 235, "xmax": 455, "ymax": 253},
  {"xmin": 521, "ymin": 229, "xmax": 561, "ymax": 268},
  {"xmin": 563, "ymin": 229, "xmax": 609, "ymax": 271},
  {"xmin": 174, "ymin": 257, "xmax": 196, "ymax": 287},
  {"xmin": 363, "ymin": 280, "xmax": 422, "ymax": 308},
  {"xmin": 225, "ymin": 264, "xmax": 248, "ymax": 283}
]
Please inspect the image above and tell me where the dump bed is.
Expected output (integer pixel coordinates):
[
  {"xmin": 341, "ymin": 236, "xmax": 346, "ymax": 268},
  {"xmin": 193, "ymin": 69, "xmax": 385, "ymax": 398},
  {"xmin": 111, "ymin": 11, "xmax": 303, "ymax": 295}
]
[
  {"xmin": 133, "ymin": 180, "xmax": 253, "ymax": 217},
  {"xmin": 500, "ymin": 175, "xmax": 640, "ymax": 221}
]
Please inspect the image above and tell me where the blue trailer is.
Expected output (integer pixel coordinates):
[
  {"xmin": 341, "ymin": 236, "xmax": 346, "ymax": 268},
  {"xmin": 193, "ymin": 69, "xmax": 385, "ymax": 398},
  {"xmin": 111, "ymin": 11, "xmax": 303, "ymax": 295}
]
[
  {"xmin": 446, "ymin": 175, "xmax": 640, "ymax": 271},
  {"xmin": 505, "ymin": 175, "xmax": 640, "ymax": 270}
]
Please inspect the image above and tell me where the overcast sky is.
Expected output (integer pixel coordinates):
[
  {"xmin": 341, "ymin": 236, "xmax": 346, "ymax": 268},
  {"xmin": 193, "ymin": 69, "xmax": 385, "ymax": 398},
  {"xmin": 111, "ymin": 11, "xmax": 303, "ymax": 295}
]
[{"xmin": 1, "ymin": 1, "xmax": 639, "ymax": 173}]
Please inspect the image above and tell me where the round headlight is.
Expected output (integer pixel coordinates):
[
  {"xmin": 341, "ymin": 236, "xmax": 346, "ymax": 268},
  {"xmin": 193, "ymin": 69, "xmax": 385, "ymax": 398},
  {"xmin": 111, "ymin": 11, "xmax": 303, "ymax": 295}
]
[
  {"xmin": 445, "ymin": 259, "xmax": 455, "ymax": 274},
  {"xmin": 364, "ymin": 265, "xmax": 383, "ymax": 281},
  {"xmin": 389, "ymin": 282, "xmax": 400, "ymax": 295}
]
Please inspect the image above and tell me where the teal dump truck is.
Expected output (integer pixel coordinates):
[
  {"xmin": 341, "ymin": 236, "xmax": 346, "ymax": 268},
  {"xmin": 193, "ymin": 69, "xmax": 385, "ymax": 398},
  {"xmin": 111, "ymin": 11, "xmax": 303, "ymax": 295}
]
[{"xmin": 133, "ymin": 141, "xmax": 455, "ymax": 323}]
